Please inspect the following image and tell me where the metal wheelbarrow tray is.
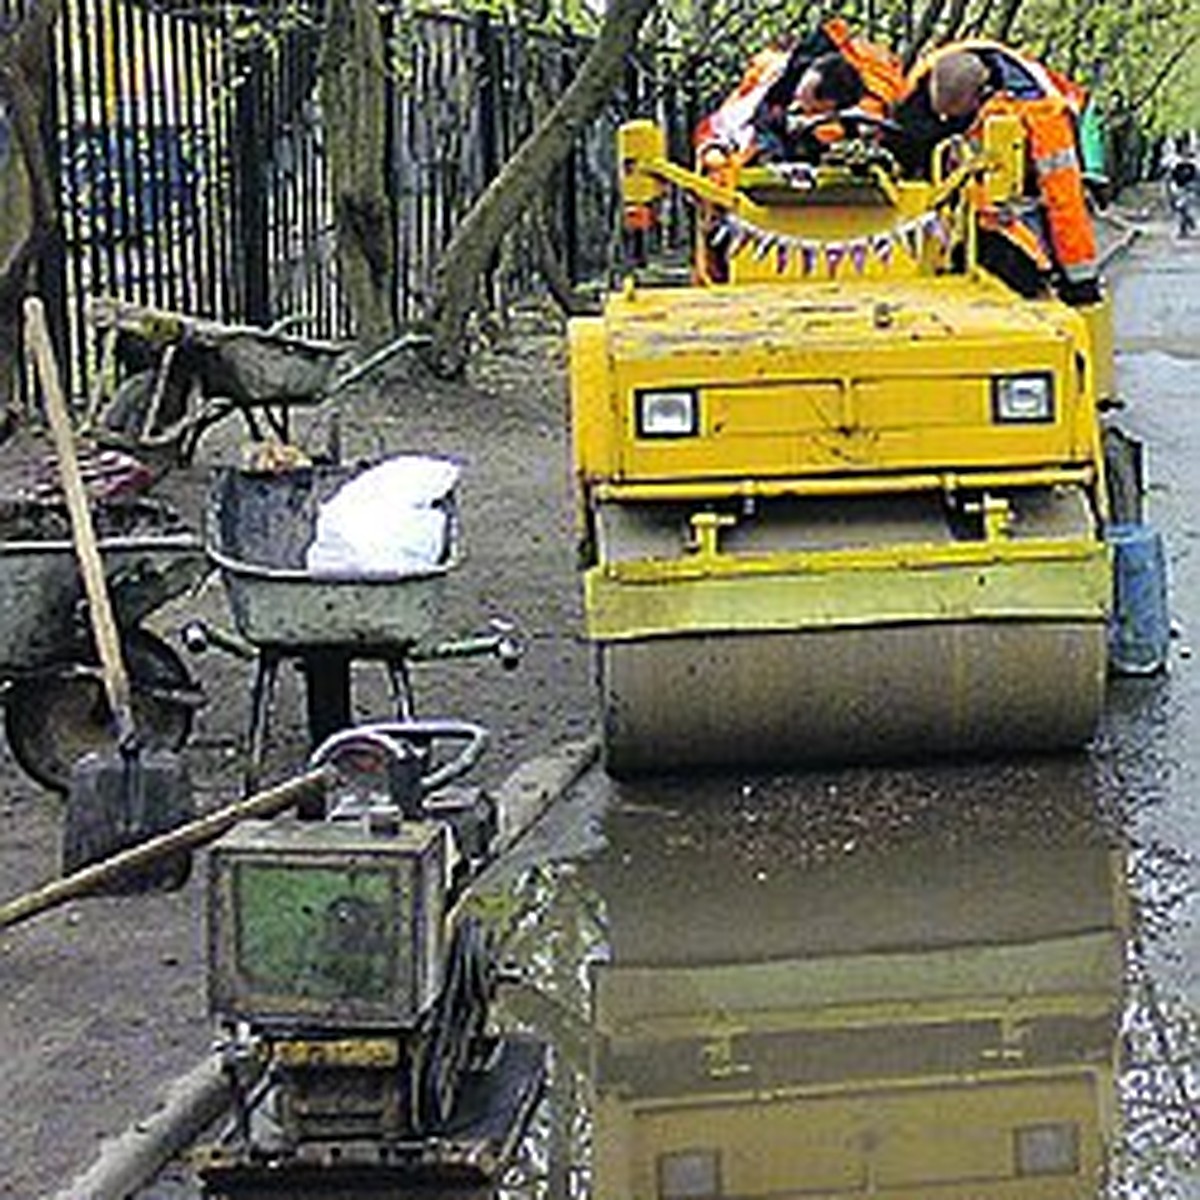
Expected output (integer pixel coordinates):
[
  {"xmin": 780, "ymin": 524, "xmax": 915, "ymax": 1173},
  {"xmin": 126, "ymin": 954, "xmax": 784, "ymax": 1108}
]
[
  {"xmin": 0, "ymin": 495, "xmax": 201, "ymax": 670},
  {"xmin": 207, "ymin": 465, "xmax": 457, "ymax": 652},
  {"xmin": 0, "ymin": 493, "xmax": 206, "ymax": 790},
  {"xmin": 85, "ymin": 296, "xmax": 351, "ymax": 463}
]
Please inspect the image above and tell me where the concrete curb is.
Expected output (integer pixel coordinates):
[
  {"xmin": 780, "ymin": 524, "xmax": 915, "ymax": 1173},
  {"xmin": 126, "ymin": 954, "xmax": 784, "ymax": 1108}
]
[
  {"xmin": 45, "ymin": 1055, "xmax": 234, "ymax": 1200},
  {"xmin": 492, "ymin": 735, "xmax": 600, "ymax": 857},
  {"xmin": 1097, "ymin": 208, "xmax": 1148, "ymax": 271},
  {"xmin": 46, "ymin": 736, "xmax": 600, "ymax": 1200}
]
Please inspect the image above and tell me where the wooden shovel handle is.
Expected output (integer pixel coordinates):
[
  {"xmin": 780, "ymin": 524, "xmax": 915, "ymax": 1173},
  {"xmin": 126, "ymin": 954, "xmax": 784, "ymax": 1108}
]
[{"xmin": 24, "ymin": 297, "xmax": 135, "ymax": 745}]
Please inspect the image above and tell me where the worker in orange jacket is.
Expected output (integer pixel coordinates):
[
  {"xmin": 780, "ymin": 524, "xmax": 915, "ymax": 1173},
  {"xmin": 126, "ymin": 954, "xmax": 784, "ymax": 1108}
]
[
  {"xmin": 892, "ymin": 41, "xmax": 1100, "ymax": 305},
  {"xmin": 695, "ymin": 19, "xmax": 904, "ymax": 172}
]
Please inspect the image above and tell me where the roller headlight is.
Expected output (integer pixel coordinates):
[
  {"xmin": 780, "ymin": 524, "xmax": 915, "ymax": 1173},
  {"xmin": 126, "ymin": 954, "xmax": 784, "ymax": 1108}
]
[
  {"xmin": 992, "ymin": 373, "xmax": 1054, "ymax": 423},
  {"xmin": 636, "ymin": 388, "xmax": 699, "ymax": 438},
  {"xmin": 658, "ymin": 1148, "xmax": 721, "ymax": 1197},
  {"xmin": 1014, "ymin": 1122, "xmax": 1079, "ymax": 1176}
]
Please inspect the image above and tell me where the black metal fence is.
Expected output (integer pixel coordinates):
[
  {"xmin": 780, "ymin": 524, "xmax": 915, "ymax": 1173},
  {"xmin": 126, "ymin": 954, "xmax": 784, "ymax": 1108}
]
[{"xmin": 40, "ymin": 0, "xmax": 693, "ymax": 397}]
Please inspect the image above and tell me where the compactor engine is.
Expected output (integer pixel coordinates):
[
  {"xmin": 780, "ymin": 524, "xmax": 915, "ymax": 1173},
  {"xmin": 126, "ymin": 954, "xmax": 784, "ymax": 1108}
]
[
  {"xmin": 570, "ymin": 115, "xmax": 1135, "ymax": 773},
  {"xmin": 195, "ymin": 722, "xmax": 544, "ymax": 1195}
]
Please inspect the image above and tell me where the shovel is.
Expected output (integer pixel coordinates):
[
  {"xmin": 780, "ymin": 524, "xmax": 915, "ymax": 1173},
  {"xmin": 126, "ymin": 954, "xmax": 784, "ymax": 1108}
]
[{"xmin": 25, "ymin": 297, "xmax": 193, "ymax": 892}]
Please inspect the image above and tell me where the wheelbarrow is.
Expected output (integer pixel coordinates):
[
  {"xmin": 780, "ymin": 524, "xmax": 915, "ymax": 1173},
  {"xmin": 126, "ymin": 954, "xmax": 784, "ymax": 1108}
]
[
  {"xmin": 191, "ymin": 464, "xmax": 519, "ymax": 796},
  {"xmin": 0, "ymin": 490, "xmax": 206, "ymax": 791},
  {"xmin": 82, "ymin": 295, "xmax": 429, "ymax": 464}
]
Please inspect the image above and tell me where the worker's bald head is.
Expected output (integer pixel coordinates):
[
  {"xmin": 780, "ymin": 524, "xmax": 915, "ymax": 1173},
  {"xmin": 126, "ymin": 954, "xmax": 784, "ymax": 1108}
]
[{"xmin": 929, "ymin": 51, "xmax": 990, "ymax": 120}]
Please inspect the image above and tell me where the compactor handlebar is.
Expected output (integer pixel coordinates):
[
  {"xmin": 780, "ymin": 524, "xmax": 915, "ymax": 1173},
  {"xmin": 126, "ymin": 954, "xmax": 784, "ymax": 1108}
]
[{"xmin": 309, "ymin": 719, "xmax": 489, "ymax": 820}]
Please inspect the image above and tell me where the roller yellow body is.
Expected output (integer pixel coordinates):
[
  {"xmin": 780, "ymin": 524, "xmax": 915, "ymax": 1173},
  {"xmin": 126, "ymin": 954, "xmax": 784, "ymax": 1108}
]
[{"xmin": 572, "ymin": 119, "xmax": 1117, "ymax": 773}]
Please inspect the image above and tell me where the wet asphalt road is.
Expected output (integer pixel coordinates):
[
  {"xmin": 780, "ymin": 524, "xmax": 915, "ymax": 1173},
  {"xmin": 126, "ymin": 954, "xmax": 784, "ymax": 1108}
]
[
  {"xmin": 132, "ymin": 221, "xmax": 1200, "ymax": 1199},
  {"xmin": 1106, "ymin": 227, "xmax": 1200, "ymax": 1006},
  {"xmin": 494, "ymin": 220, "xmax": 1200, "ymax": 1199}
]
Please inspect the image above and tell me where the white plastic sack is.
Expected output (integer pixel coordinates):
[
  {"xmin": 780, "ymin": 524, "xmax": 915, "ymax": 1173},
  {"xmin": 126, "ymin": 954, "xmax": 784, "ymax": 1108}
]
[
  {"xmin": 305, "ymin": 455, "xmax": 460, "ymax": 577},
  {"xmin": 321, "ymin": 455, "xmax": 459, "ymax": 514}
]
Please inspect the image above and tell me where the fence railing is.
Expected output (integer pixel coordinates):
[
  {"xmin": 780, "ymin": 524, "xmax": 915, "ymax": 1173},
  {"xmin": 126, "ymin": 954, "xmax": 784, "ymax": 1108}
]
[{"xmin": 39, "ymin": 0, "xmax": 696, "ymax": 401}]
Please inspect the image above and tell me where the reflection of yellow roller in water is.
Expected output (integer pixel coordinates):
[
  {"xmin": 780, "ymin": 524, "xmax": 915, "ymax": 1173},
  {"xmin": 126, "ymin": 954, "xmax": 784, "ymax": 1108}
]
[
  {"xmin": 570, "ymin": 117, "xmax": 1130, "ymax": 773},
  {"xmin": 586, "ymin": 788, "xmax": 1129, "ymax": 1198}
]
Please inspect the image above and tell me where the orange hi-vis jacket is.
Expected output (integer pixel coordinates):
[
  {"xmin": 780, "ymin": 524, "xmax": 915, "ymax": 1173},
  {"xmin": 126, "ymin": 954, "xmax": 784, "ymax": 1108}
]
[
  {"xmin": 905, "ymin": 41, "xmax": 1098, "ymax": 286},
  {"xmin": 694, "ymin": 21, "xmax": 904, "ymax": 168},
  {"xmin": 822, "ymin": 17, "xmax": 905, "ymax": 114},
  {"xmin": 979, "ymin": 92, "xmax": 1097, "ymax": 284}
]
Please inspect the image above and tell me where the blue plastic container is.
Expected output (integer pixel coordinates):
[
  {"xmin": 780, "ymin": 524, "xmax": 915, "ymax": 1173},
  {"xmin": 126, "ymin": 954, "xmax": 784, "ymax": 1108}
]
[{"xmin": 1108, "ymin": 523, "xmax": 1170, "ymax": 675}]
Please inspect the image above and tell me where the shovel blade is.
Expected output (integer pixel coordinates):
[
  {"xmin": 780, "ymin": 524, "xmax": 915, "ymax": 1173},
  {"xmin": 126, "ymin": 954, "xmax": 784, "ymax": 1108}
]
[{"xmin": 63, "ymin": 748, "xmax": 194, "ymax": 892}]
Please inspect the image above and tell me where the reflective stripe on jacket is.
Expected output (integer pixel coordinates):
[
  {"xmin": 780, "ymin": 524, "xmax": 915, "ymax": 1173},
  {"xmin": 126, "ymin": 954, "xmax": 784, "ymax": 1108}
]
[
  {"xmin": 977, "ymin": 207, "xmax": 1053, "ymax": 271},
  {"xmin": 977, "ymin": 92, "xmax": 1098, "ymax": 282}
]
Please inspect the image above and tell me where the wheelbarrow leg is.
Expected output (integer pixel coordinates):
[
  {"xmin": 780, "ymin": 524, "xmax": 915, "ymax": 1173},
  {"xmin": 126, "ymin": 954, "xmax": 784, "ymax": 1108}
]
[
  {"xmin": 245, "ymin": 653, "xmax": 281, "ymax": 796},
  {"xmin": 299, "ymin": 651, "xmax": 351, "ymax": 820},
  {"xmin": 261, "ymin": 402, "xmax": 291, "ymax": 444},
  {"xmin": 302, "ymin": 650, "xmax": 352, "ymax": 748},
  {"xmin": 238, "ymin": 403, "xmax": 269, "ymax": 445}
]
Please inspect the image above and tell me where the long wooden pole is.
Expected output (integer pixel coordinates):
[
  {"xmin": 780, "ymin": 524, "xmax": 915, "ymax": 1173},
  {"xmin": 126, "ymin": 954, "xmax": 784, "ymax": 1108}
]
[
  {"xmin": 0, "ymin": 768, "xmax": 331, "ymax": 931},
  {"xmin": 25, "ymin": 295, "xmax": 135, "ymax": 743}
]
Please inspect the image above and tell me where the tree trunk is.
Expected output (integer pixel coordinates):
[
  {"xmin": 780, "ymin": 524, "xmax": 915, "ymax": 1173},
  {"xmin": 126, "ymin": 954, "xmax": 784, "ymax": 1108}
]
[
  {"xmin": 0, "ymin": 0, "xmax": 59, "ymax": 417},
  {"xmin": 320, "ymin": 0, "xmax": 395, "ymax": 350},
  {"xmin": 906, "ymin": 0, "xmax": 949, "ymax": 66},
  {"xmin": 424, "ymin": 0, "xmax": 657, "ymax": 377},
  {"xmin": 989, "ymin": 0, "xmax": 1028, "ymax": 43}
]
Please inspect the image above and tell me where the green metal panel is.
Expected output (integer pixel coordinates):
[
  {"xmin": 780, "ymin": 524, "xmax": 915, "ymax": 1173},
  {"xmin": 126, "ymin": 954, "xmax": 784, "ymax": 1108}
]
[
  {"xmin": 208, "ymin": 819, "xmax": 446, "ymax": 1030},
  {"xmin": 235, "ymin": 863, "xmax": 400, "ymax": 1003}
]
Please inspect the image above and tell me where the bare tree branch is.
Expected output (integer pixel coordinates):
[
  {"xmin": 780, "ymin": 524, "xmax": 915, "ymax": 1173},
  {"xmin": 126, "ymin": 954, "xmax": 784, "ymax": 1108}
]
[
  {"xmin": 1129, "ymin": 27, "xmax": 1200, "ymax": 112},
  {"xmin": 425, "ymin": 0, "xmax": 657, "ymax": 376},
  {"xmin": 964, "ymin": 0, "xmax": 998, "ymax": 39},
  {"xmin": 907, "ymin": 0, "xmax": 950, "ymax": 67},
  {"xmin": 990, "ymin": 0, "xmax": 1027, "ymax": 41},
  {"xmin": 532, "ymin": 202, "xmax": 597, "ymax": 316},
  {"xmin": 941, "ymin": 0, "xmax": 974, "ymax": 44}
]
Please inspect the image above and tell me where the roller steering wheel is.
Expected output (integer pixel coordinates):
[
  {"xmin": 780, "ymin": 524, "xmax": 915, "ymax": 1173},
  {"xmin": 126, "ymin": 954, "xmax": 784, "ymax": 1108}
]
[{"xmin": 787, "ymin": 106, "xmax": 905, "ymax": 142}]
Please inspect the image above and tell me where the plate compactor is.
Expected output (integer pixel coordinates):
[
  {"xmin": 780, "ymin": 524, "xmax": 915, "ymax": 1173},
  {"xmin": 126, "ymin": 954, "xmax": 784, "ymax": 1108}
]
[
  {"xmin": 571, "ymin": 115, "xmax": 1150, "ymax": 774},
  {"xmin": 195, "ymin": 721, "xmax": 545, "ymax": 1197}
]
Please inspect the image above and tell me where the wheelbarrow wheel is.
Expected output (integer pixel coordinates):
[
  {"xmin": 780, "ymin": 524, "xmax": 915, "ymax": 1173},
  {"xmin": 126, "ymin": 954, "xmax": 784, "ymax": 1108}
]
[{"xmin": 4, "ymin": 628, "xmax": 197, "ymax": 793}]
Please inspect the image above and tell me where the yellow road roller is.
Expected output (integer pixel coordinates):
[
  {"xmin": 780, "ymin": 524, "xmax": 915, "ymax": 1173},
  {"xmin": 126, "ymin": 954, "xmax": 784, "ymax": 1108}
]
[{"xmin": 570, "ymin": 116, "xmax": 1130, "ymax": 773}]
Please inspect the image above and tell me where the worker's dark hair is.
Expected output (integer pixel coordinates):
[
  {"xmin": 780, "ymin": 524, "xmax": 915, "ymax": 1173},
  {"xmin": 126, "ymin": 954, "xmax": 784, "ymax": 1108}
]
[{"xmin": 811, "ymin": 53, "xmax": 865, "ymax": 108}]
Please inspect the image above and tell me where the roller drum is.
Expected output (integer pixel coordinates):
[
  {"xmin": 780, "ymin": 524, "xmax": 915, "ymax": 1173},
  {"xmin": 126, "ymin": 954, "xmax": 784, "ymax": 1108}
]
[{"xmin": 600, "ymin": 620, "xmax": 1107, "ymax": 775}]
